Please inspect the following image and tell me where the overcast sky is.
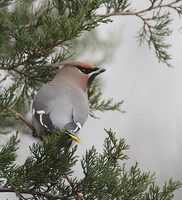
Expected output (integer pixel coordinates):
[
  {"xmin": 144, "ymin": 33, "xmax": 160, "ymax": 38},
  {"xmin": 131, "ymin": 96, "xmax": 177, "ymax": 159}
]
[{"xmin": 76, "ymin": 3, "xmax": 182, "ymax": 199}]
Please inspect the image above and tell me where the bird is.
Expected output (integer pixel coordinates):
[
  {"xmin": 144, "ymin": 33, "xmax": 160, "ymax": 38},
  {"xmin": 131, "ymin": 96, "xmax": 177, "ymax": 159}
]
[{"xmin": 32, "ymin": 61, "xmax": 105, "ymax": 145}]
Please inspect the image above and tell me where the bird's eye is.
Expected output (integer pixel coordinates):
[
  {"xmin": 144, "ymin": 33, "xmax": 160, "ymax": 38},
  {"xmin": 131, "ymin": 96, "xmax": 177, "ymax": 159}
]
[
  {"xmin": 80, "ymin": 68, "xmax": 87, "ymax": 73},
  {"xmin": 76, "ymin": 66, "xmax": 93, "ymax": 74}
]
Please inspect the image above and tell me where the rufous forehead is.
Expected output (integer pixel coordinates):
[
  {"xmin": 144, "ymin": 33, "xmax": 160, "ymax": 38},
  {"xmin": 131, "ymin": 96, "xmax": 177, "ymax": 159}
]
[
  {"xmin": 78, "ymin": 62, "xmax": 94, "ymax": 69},
  {"xmin": 58, "ymin": 61, "xmax": 94, "ymax": 69}
]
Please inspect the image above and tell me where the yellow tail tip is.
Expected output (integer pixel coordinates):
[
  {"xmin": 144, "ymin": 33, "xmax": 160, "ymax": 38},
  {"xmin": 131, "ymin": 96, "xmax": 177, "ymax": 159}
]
[{"xmin": 67, "ymin": 133, "xmax": 83, "ymax": 144}]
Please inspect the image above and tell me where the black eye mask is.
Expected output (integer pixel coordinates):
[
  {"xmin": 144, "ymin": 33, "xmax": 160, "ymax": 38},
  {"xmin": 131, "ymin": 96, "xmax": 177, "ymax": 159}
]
[{"xmin": 76, "ymin": 66, "xmax": 99, "ymax": 74}]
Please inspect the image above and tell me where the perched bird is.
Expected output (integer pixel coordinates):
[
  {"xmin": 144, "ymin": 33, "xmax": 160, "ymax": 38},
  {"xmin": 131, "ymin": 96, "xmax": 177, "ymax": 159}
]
[{"xmin": 32, "ymin": 61, "xmax": 105, "ymax": 144}]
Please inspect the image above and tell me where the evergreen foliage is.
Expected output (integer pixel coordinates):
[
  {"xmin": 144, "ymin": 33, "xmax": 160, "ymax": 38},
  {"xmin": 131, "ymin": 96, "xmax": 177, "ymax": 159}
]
[
  {"xmin": 0, "ymin": 130, "xmax": 181, "ymax": 199},
  {"xmin": 0, "ymin": 0, "xmax": 182, "ymax": 199}
]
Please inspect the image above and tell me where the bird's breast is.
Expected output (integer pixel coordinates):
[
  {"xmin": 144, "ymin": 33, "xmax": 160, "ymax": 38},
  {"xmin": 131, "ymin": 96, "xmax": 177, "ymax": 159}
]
[{"xmin": 50, "ymin": 86, "xmax": 89, "ymax": 129}]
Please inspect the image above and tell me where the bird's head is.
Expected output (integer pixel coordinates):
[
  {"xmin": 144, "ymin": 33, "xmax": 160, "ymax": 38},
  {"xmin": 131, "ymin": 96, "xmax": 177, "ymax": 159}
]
[{"xmin": 56, "ymin": 61, "xmax": 106, "ymax": 90}]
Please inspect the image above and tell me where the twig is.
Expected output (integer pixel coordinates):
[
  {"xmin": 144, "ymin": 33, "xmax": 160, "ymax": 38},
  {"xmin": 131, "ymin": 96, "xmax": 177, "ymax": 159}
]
[
  {"xmin": 11, "ymin": 68, "xmax": 42, "ymax": 81},
  {"xmin": 0, "ymin": 187, "xmax": 66, "ymax": 200},
  {"xmin": 9, "ymin": 109, "xmax": 38, "ymax": 138},
  {"xmin": 65, "ymin": 175, "xmax": 84, "ymax": 200},
  {"xmin": 95, "ymin": 0, "xmax": 182, "ymax": 17}
]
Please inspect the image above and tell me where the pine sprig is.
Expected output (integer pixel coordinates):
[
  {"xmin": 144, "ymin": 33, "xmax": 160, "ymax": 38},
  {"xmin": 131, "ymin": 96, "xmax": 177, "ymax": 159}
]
[
  {"xmin": 17, "ymin": 130, "xmax": 78, "ymax": 186},
  {"xmin": 0, "ymin": 130, "xmax": 79, "ymax": 199},
  {"xmin": 145, "ymin": 179, "xmax": 182, "ymax": 199},
  {"xmin": 80, "ymin": 129, "xmax": 181, "ymax": 199},
  {"xmin": 0, "ymin": 0, "xmax": 15, "ymax": 8},
  {"xmin": 119, "ymin": 163, "xmax": 154, "ymax": 199},
  {"xmin": 0, "ymin": 133, "xmax": 19, "ymax": 171},
  {"xmin": 0, "ymin": 129, "xmax": 181, "ymax": 199},
  {"xmin": 89, "ymin": 79, "xmax": 124, "ymax": 118},
  {"xmin": 103, "ymin": 129, "xmax": 129, "ymax": 163},
  {"xmin": 0, "ymin": 0, "xmax": 110, "ymax": 82},
  {"xmin": 80, "ymin": 130, "xmax": 130, "ymax": 199},
  {"xmin": 137, "ymin": 10, "xmax": 173, "ymax": 67},
  {"xmin": 102, "ymin": 0, "xmax": 131, "ymax": 13},
  {"xmin": 96, "ymin": 0, "xmax": 182, "ymax": 67}
]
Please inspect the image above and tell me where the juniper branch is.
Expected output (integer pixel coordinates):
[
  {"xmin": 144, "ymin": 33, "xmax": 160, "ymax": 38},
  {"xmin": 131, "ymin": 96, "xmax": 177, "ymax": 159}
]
[
  {"xmin": 0, "ymin": 187, "xmax": 66, "ymax": 200},
  {"xmin": 65, "ymin": 175, "xmax": 84, "ymax": 200},
  {"xmin": 96, "ymin": 0, "xmax": 182, "ymax": 17},
  {"xmin": 96, "ymin": 0, "xmax": 182, "ymax": 67},
  {"xmin": 9, "ymin": 109, "xmax": 37, "ymax": 137}
]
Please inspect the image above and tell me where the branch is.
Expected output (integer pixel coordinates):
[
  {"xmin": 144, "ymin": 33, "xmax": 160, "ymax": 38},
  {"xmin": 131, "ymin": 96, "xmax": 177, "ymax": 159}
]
[
  {"xmin": 0, "ymin": 62, "xmax": 39, "ymax": 83},
  {"xmin": 9, "ymin": 109, "xmax": 39, "ymax": 138},
  {"xmin": 96, "ymin": 0, "xmax": 182, "ymax": 17},
  {"xmin": 65, "ymin": 175, "xmax": 84, "ymax": 200},
  {"xmin": 10, "ymin": 68, "xmax": 42, "ymax": 81},
  {"xmin": 0, "ymin": 187, "xmax": 66, "ymax": 200},
  {"xmin": 96, "ymin": 0, "xmax": 182, "ymax": 67}
]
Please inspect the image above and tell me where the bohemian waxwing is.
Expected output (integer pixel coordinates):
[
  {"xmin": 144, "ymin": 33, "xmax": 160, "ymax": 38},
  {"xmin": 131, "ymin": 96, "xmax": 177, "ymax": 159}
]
[{"xmin": 32, "ymin": 61, "xmax": 105, "ymax": 144}]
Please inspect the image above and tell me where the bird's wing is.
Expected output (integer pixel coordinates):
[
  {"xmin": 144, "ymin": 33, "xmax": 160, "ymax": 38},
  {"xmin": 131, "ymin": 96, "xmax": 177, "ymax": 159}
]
[
  {"xmin": 33, "ymin": 109, "xmax": 54, "ymax": 133},
  {"xmin": 64, "ymin": 114, "xmax": 82, "ymax": 143},
  {"xmin": 33, "ymin": 85, "xmax": 55, "ymax": 134},
  {"xmin": 33, "ymin": 102, "xmax": 82, "ymax": 142}
]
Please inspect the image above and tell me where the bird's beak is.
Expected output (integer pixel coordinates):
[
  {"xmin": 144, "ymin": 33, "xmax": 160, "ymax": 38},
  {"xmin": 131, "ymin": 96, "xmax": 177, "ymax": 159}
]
[
  {"xmin": 88, "ymin": 68, "xmax": 106, "ymax": 86},
  {"xmin": 91, "ymin": 68, "xmax": 106, "ymax": 76}
]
